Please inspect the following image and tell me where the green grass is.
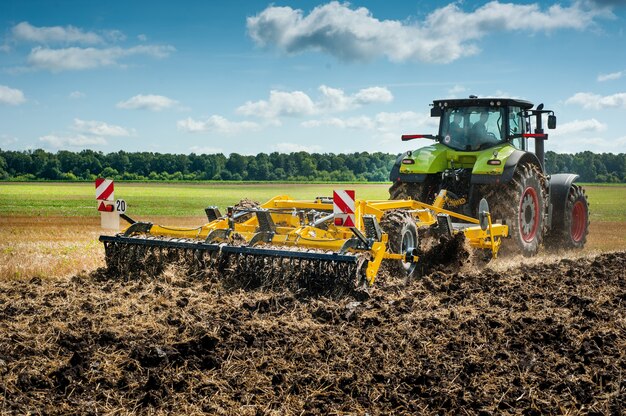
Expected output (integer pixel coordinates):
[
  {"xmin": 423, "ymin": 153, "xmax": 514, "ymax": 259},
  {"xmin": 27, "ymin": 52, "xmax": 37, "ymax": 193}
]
[
  {"xmin": 1, "ymin": 182, "xmax": 624, "ymax": 221},
  {"xmin": 583, "ymin": 185, "xmax": 626, "ymax": 222},
  {"xmin": 0, "ymin": 182, "xmax": 390, "ymax": 217}
]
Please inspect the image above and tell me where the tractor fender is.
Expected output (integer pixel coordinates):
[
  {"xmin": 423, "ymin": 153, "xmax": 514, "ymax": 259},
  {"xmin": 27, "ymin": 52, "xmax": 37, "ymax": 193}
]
[
  {"xmin": 389, "ymin": 151, "xmax": 427, "ymax": 183},
  {"xmin": 548, "ymin": 173, "xmax": 580, "ymax": 230},
  {"xmin": 388, "ymin": 152, "xmax": 408, "ymax": 182},
  {"xmin": 471, "ymin": 150, "xmax": 542, "ymax": 185}
]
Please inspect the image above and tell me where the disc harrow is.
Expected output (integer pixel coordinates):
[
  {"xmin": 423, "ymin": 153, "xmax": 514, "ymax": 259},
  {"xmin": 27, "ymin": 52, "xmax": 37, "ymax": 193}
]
[{"xmin": 99, "ymin": 191, "xmax": 509, "ymax": 295}]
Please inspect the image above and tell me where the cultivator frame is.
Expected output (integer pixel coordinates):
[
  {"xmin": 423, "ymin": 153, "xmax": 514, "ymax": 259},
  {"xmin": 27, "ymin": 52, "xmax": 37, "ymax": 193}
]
[{"xmin": 99, "ymin": 190, "xmax": 507, "ymax": 290}]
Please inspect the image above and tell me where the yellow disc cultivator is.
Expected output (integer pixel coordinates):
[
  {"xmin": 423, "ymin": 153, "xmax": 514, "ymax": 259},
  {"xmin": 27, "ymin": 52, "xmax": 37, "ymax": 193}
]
[{"xmin": 99, "ymin": 190, "xmax": 508, "ymax": 295}]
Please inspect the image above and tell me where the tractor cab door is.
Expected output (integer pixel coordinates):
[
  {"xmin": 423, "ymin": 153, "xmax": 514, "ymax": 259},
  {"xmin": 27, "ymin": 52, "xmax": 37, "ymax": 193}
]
[{"xmin": 508, "ymin": 106, "xmax": 526, "ymax": 150}]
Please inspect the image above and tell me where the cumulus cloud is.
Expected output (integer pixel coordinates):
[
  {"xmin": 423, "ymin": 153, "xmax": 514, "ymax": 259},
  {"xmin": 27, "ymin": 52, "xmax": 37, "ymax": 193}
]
[
  {"xmin": 71, "ymin": 118, "xmax": 133, "ymax": 137},
  {"xmin": 0, "ymin": 85, "xmax": 26, "ymax": 105},
  {"xmin": 237, "ymin": 90, "xmax": 316, "ymax": 118},
  {"xmin": 27, "ymin": 45, "xmax": 174, "ymax": 71},
  {"xmin": 301, "ymin": 116, "xmax": 376, "ymax": 129},
  {"xmin": 177, "ymin": 116, "xmax": 260, "ymax": 135},
  {"xmin": 237, "ymin": 85, "xmax": 393, "ymax": 118},
  {"xmin": 597, "ymin": 71, "xmax": 623, "ymax": 82},
  {"xmin": 448, "ymin": 85, "xmax": 467, "ymax": 97},
  {"xmin": 12, "ymin": 21, "xmax": 103, "ymax": 45},
  {"xmin": 565, "ymin": 92, "xmax": 626, "ymax": 109},
  {"xmin": 39, "ymin": 118, "xmax": 133, "ymax": 149},
  {"xmin": 302, "ymin": 110, "xmax": 437, "ymax": 145},
  {"xmin": 117, "ymin": 94, "xmax": 179, "ymax": 111},
  {"xmin": 247, "ymin": 1, "xmax": 610, "ymax": 63},
  {"xmin": 550, "ymin": 118, "xmax": 608, "ymax": 137},
  {"xmin": 39, "ymin": 134, "xmax": 107, "ymax": 148}
]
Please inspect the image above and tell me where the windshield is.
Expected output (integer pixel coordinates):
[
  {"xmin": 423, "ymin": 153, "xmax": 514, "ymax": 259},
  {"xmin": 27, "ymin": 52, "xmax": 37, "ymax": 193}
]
[{"xmin": 440, "ymin": 106, "xmax": 506, "ymax": 151}]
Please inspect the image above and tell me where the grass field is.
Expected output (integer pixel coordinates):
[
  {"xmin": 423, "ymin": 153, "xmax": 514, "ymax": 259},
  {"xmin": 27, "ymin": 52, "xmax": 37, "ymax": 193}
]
[
  {"xmin": 1, "ymin": 181, "xmax": 625, "ymax": 280},
  {"xmin": 1, "ymin": 181, "xmax": 624, "ymax": 220}
]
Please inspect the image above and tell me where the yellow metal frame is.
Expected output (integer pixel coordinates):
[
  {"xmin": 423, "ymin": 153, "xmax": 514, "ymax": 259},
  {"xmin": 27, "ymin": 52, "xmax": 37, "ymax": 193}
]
[{"xmin": 122, "ymin": 190, "xmax": 508, "ymax": 286}]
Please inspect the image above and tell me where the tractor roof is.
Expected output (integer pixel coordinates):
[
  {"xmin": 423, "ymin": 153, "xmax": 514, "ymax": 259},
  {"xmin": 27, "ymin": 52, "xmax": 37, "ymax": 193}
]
[{"xmin": 433, "ymin": 97, "xmax": 534, "ymax": 110}]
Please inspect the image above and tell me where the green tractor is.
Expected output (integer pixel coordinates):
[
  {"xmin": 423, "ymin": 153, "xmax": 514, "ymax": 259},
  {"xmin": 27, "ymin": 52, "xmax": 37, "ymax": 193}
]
[{"xmin": 389, "ymin": 96, "xmax": 589, "ymax": 256}]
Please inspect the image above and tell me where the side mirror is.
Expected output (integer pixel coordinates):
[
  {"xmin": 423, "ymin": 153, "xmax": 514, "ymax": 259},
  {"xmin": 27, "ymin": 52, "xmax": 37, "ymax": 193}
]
[
  {"xmin": 430, "ymin": 107, "xmax": 442, "ymax": 117},
  {"xmin": 547, "ymin": 114, "xmax": 557, "ymax": 129}
]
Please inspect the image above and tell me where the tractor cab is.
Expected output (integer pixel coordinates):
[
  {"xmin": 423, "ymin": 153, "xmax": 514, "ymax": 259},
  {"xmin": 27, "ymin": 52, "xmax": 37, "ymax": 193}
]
[{"xmin": 432, "ymin": 97, "xmax": 534, "ymax": 152}]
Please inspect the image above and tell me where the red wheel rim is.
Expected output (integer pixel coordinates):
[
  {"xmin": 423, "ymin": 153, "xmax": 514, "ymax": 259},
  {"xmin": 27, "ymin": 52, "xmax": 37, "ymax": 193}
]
[
  {"xmin": 570, "ymin": 201, "xmax": 586, "ymax": 242},
  {"xmin": 520, "ymin": 186, "xmax": 539, "ymax": 243}
]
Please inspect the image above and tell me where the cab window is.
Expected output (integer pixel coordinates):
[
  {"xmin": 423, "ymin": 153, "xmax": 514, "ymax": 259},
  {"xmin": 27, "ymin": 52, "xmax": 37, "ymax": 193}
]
[{"xmin": 508, "ymin": 106, "xmax": 525, "ymax": 150}]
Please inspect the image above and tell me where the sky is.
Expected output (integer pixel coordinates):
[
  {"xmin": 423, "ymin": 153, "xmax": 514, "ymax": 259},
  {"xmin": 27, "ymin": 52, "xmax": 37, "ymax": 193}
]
[{"xmin": 1, "ymin": 0, "xmax": 625, "ymax": 156}]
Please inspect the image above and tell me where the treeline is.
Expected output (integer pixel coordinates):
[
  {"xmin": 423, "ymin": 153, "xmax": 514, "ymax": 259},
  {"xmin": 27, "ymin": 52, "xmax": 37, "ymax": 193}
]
[
  {"xmin": 0, "ymin": 148, "xmax": 624, "ymax": 183},
  {"xmin": 544, "ymin": 151, "xmax": 625, "ymax": 183},
  {"xmin": 0, "ymin": 149, "xmax": 395, "ymax": 182}
]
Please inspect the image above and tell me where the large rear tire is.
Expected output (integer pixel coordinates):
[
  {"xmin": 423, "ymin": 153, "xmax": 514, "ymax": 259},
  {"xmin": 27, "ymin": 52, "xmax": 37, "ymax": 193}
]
[
  {"xmin": 488, "ymin": 163, "xmax": 548, "ymax": 256},
  {"xmin": 389, "ymin": 176, "xmax": 439, "ymax": 202},
  {"xmin": 389, "ymin": 182, "xmax": 423, "ymax": 200},
  {"xmin": 546, "ymin": 184, "xmax": 589, "ymax": 249}
]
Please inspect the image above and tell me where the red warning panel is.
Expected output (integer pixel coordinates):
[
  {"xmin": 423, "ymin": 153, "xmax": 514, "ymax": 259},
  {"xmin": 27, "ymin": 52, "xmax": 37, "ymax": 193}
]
[
  {"xmin": 333, "ymin": 190, "xmax": 356, "ymax": 227},
  {"xmin": 97, "ymin": 201, "xmax": 114, "ymax": 212},
  {"xmin": 95, "ymin": 178, "xmax": 114, "ymax": 201}
]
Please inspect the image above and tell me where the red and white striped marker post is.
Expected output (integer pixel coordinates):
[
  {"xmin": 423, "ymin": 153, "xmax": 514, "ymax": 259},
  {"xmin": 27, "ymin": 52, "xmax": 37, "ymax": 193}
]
[
  {"xmin": 333, "ymin": 190, "xmax": 356, "ymax": 228},
  {"xmin": 95, "ymin": 178, "xmax": 119, "ymax": 230}
]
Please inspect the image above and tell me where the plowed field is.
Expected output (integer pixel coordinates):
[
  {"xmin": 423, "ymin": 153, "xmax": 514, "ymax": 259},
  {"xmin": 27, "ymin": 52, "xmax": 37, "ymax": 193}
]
[{"xmin": 1, "ymin": 251, "xmax": 624, "ymax": 415}]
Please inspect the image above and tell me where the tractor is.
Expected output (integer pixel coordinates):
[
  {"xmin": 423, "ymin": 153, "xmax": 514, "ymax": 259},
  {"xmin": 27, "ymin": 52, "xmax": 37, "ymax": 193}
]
[{"xmin": 389, "ymin": 96, "xmax": 590, "ymax": 256}]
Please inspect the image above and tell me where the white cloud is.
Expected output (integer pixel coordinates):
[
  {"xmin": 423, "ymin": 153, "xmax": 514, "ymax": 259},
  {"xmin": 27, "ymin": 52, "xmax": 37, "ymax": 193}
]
[
  {"xmin": 448, "ymin": 84, "xmax": 467, "ymax": 96},
  {"xmin": 550, "ymin": 118, "xmax": 607, "ymax": 137},
  {"xmin": 26, "ymin": 45, "xmax": 175, "ymax": 71},
  {"xmin": 190, "ymin": 145, "xmax": 223, "ymax": 154},
  {"xmin": 71, "ymin": 119, "xmax": 133, "ymax": 137},
  {"xmin": 272, "ymin": 142, "xmax": 322, "ymax": 153},
  {"xmin": 138, "ymin": 34, "xmax": 148, "ymax": 42},
  {"xmin": 247, "ymin": 1, "xmax": 609, "ymax": 64},
  {"xmin": 0, "ymin": 85, "xmax": 26, "ymax": 105},
  {"xmin": 177, "ymin": 116, "xmax": 260, "ymax": 135},
  {"xmin": 547, "ymin": 118, "xmax": 623, "ymax": 153},
  {"xmin": 237, "ymin": 85, "xmax": 392, "ymax": 119},
  {"xmin": 237, "ymin": 90, "xmax": 316, "ymax": 118},
  {"xmin": 597, "ymin": 71, "xmax": 623, "ymax": 82},
  {"xmin": 117, "ymin": 94, "xmax": 178, "ymax": 111},
  {"xmin": 302, "ymin": 110, "xmax": 436, "ymax": 145},
  {"xmin": 565, "ymin": 92, "xmax": 626, "ymax": 109},
  {"xmin": 69, "ymin": 91, "xmax": 86, "ymax": 99},
  {"xmin": 39, "ymin": 134, "xmax": 107, "ymax": 148},
  {"xmin": 12, "ymin": 21, "xmax": 103, "ymax": 44},
  {"xmin": 302, "ymin": 116, "xmax": 375, "ymax": 129}
]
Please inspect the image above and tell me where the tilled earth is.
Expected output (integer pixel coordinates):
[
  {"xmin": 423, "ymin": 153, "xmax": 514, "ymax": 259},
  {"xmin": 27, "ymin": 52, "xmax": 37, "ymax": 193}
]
[{"xmin": 0, "ymin": 251, "xmax": 624, "ymax": 415}]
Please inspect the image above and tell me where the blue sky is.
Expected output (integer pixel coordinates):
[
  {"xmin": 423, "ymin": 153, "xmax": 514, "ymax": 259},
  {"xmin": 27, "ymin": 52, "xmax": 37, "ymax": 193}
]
[{"xmin": 1, "ymin": 0, "xmax": 625, "ymax": 155}]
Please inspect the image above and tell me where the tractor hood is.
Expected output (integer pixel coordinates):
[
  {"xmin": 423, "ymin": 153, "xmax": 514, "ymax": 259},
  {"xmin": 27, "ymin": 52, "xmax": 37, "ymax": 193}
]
[{"xmin": 399, "ymin": 143, "xmax": 516, "ymax": 176}]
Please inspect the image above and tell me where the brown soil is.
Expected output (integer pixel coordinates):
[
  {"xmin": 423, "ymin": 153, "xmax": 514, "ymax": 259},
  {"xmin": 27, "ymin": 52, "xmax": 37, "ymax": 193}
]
[{"xmin": 0, "ymin": 251, "xmax": 624, "ymax": 415}]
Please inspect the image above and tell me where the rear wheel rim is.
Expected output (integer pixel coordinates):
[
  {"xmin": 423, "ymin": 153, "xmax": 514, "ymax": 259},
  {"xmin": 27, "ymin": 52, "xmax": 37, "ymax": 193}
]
[
  {"xmin": 520, "ymin": 186, "xmax": 539, "ymax": 243},
  {"xmin": 570, "ymin": 200, "xmax": 586, "ymax": 242}
]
